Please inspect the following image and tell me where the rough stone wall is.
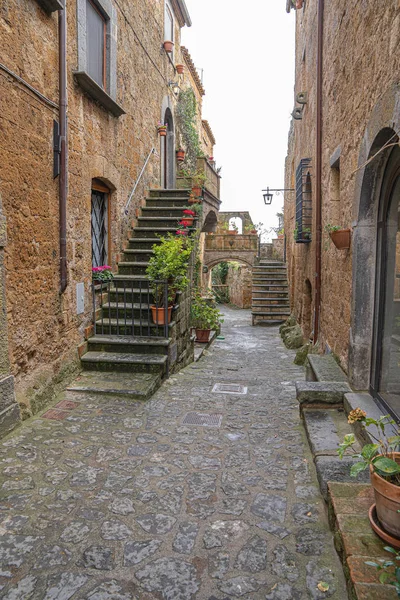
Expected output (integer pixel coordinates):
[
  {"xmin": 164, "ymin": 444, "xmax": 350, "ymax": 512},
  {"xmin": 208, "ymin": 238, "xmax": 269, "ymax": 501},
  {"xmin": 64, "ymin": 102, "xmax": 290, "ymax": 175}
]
[
  {"xmin": 284, "ymin": 0, "xmax": 400, "ymax": 371},
  {"xmin": 217, "ymin": 211, "xmax": 255, "ymax": 233},
  {"xmin": 226, "ymin": 264, "xmax": 252, "ymax": 309},
  {"xmin": 272, "ymin": 238, "xmax": 284, "ymax": 261},
  {"xmin": 0, "ymin": 0, "xmax": 191, "ymax": 413},
  {"xmin": 260, "ymin": 243, "xmax": 273, "ymax": 259}
]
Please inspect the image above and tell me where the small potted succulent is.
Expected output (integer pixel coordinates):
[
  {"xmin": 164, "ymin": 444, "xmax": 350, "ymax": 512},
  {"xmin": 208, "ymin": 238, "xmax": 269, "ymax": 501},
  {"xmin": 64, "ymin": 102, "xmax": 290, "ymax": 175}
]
[
  {"xmin": 190, "ymin": 292, "xmax": 224, "ymax": 343},
  {"xmin": 157, "ymin": 122, "xmax": 167, "ymax": 137},
  {"xmin": 92, "ymin": 265, "xmax": 113, "ymax": 285},
  {"xmin": 325, "ymin": 224, "xmax": 351, "ymax": 249},
  {"xmin": 338, "ymin": 409, "xmax": 400, "ymax": 545}
]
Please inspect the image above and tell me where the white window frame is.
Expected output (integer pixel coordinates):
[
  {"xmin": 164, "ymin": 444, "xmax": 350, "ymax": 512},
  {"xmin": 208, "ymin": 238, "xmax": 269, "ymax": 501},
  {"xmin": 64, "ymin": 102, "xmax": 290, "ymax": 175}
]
[{"xmin": 164, "ymin": 1, "xmax": 174, "ymax": 58}]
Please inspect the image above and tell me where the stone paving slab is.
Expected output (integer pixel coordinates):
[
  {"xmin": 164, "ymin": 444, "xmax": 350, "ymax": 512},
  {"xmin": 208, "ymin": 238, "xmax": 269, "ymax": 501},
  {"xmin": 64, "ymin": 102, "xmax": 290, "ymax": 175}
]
[{"xmin": 0, "ymin": 306, "xmax": 348, "ymax": 599}]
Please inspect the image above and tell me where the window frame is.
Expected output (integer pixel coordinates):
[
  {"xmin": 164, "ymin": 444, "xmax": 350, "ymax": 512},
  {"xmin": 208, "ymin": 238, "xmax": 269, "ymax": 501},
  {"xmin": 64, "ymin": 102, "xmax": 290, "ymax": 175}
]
[
  {"xmin": 91, "ymin": 179, "xmax": 111, "ymax": 269},
  {"xmin": 86, "ymin": 0, "xmax": 107, "ymax": 90},
  {"xmin": 164, "ymin": 1, "xmax": 174, "ymax": 60}
]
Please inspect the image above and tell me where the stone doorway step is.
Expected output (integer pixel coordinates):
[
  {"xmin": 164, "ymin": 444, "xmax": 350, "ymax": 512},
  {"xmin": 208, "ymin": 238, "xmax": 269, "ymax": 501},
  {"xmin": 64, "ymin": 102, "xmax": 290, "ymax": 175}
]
[
  {"xmin": 251, "ymin": 260, "xmax": 290, "ymax": 326},
  {"xmin": 296, "ymin": 354, "xmax": 396, "ymax": 599}
]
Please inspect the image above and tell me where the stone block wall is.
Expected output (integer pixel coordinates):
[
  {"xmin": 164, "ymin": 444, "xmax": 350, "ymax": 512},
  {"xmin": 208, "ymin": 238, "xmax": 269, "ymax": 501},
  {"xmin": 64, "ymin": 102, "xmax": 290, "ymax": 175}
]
[
  {"xmin": 272, "ymin": 238, "xmax": 284, "ymax": 261},
  {"xmin": 226, "ymin": 264, "xmax": 252, "ymax": 309},
  {"xmin": 284, "ymin": 0, "xmax": 400, "ymax": 371},
  {"xmin": 0, "ymin": 0, "xmax": 194, "ymax": 414}
]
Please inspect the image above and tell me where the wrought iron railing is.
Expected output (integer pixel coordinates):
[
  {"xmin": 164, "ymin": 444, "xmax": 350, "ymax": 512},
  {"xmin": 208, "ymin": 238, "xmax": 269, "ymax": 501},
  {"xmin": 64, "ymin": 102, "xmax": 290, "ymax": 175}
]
[{"xmin": 92, "ymin": 279, "xmax": 170, "ymax": 338}]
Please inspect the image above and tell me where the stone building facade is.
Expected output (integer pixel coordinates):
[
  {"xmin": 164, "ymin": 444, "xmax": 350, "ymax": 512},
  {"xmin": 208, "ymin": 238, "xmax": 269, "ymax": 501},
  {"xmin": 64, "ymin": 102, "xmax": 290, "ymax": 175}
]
[
  {"xmin": 0, "ymin": 0, "xmax": 215, "ymax": 420},
  {"xmin": 284, "ymin": 0, "xmax": 400, "ymax": 418}
]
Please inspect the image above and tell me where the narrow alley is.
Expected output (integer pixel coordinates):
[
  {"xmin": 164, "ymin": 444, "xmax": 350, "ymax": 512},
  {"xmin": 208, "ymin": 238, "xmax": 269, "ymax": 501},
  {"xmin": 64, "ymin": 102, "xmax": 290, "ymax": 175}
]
[{"xmin": 0, "ymin": 307, "xmax": 347, "ymax": 600}]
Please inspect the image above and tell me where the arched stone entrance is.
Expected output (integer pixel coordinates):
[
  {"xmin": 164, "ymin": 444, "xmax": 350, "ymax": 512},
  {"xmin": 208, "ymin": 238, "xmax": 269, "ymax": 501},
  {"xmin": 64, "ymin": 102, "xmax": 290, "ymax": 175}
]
[
  {"xmin": 160, "ymin": 99, "xmax": 176, "ymax": 189},
  {"xmin": 350, "ymin": 83, "xmax": 400, "ymax": 394}
]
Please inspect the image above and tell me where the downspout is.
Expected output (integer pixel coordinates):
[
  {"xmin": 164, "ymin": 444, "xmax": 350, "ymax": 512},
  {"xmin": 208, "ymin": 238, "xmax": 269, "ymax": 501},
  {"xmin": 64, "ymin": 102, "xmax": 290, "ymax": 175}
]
[
  {"xmin": 313, "ymin": 0, "xmax": 324, "ymax": 344},
  {"xmin": 59, "ymin": 2, "xmax": 68, "ymax": 293}
]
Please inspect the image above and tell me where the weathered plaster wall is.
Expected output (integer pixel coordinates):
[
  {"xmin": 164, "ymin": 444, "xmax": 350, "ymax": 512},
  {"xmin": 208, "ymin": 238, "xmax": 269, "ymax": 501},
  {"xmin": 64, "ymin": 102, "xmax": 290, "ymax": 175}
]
[
  {"xmin": 0, "ymin": 0, "xmax": 190, "ymax": 413},
  {"xmin": 284, "ymin": 0, "xmax": 400, "ymax": 373}
]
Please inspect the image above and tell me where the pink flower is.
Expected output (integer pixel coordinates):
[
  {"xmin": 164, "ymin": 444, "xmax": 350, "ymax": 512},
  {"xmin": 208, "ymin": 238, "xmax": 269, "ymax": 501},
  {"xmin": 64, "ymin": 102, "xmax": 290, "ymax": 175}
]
[
  {"xmin": 180, "ymin": 220, "xmax": 192, "ymax": 227},
  {"xmin": 176, "ymin": 230, "xmax": 188, "ymax": 236},
  {"xmin": 183, "ymin": 209, "xmax": 195, "ymax": 216}
]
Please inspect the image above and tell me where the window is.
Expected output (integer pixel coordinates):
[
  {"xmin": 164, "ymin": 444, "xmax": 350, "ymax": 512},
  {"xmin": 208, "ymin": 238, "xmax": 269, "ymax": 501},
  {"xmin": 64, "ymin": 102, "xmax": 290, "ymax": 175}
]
[
  {"xmin": 294, "ymin": 158, "xmax": 312, "ymax": 243},
  {"xmin": 75, "ymin": 0, "xmax": 125, "ymax": 117},
  {"xmin": 86, "ymin": 0, "xmax": 106, "ymax": 89},
  {"xmin": 91, "ymin": 181, "xmax": 110, "ymax": 268},
  {"xmin": 164, "ymin": 2, "xmax": 174, "ymax": 43}
]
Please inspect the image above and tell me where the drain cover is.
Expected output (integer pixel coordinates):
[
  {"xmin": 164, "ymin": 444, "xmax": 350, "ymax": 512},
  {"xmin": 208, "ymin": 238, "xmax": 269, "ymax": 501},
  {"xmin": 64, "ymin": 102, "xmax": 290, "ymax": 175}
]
[
  {"xmin": 212, "ymin": 383, "xmax": 247, "ymax": 395},
  {"xmin": 182, "ymin": 412, "xmax": 223, "ymax": 428}
]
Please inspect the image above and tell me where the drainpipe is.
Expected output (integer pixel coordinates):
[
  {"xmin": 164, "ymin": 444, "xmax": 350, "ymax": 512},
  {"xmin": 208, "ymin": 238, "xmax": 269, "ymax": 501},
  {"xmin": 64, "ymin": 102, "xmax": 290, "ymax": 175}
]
[
  {"xmin": 59, "ymin": 3, "xmax": 68, "ymax": 293},
  {"xmin": 313, "ymin": 0, "xmax": 324, "ymax": 344}
]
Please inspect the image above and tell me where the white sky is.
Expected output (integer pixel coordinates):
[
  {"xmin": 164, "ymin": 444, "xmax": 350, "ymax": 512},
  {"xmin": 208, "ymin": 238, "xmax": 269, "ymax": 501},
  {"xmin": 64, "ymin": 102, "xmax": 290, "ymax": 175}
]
[{"xmin": 181, "ymin": 2, "xmax": 295, "ymax": 239}]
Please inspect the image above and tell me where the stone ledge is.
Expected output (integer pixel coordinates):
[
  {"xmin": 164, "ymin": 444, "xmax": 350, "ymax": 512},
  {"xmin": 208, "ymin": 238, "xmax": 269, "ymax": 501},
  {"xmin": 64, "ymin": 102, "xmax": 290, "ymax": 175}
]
[
  {"xmin": 306, "ymin": 354, "xmax": 348, "ymax": 382},
  {"xmin": 344, "ymin": 392, "xmax": 398, "ymax": 444},
  {"xmin": 0, "ymin": 403, "xmax": 21, "ymax": 438},
  {"xmin": 328, "ymin": 482, "xmax": 398, "ymax": 600},
  {"xmin": 74, "ymin": 71, "xmax": 125, "ymax": 117},
  {"xmin": 296, "ymin": 381, "xmax": 352, "ymax": 408}
]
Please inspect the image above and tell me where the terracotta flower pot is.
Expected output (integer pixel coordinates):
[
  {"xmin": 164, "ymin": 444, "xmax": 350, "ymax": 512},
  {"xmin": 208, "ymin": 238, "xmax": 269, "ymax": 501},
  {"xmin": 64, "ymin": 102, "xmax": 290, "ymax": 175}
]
[
  {"xmin": 180, "ymin": 218, "xmax": 194, "ymax": 227},
  {"xmin": 195, "ymin": 328, "xmax": 211, "ymax": 343},
  {"xmin": 370, "ymin": 452, "xmax": 400, "ymax": 540},
  {"xmin": 228, "ymin": 230, "xmax": 238, "ymax": 235},
  {"xmin": 151, "ymin": 305, "xmax": 172, "ymax": 325},
  {"xmin": 158, "ymin": 127, "xmax": 167, "ymax": 137},
  {"xmin": 163, "ymin": 40, "xmax": 174, "ymax": 53},
  {"xmin": 176, "ymin": 64, "xmax": 184, "ymax": 74},
  {"xmin": 192, "ymin": 185, "xmax": 202, "ymax": 197},
  {"xmin": 188, "ymin": 197, "xmax": 201, "ymax": 205},
  {"xmin": 176, "ymin": 149, "xmax": 185, "ymax": 162},
  {"xmin": 330, "ymin": 229, "xmax": 351, "ymax": 250},
  {"xmin": 296, "ymin": 0, "xmax": 304, "ymax": 8}
]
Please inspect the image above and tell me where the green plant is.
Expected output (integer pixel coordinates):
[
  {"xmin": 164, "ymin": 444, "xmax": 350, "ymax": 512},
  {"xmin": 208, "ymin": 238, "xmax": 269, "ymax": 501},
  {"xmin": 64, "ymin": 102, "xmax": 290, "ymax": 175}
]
[
  {"xmin": 366, "ymin": 546, "xmax": 400, "ymax": 597},
  {"xmin": 338, "ymin": 409, "xmax": 400, "ymax": 483},
  {"xmin": 324, "ymin": 223, "xmax": 342, "ymax": 233},
  {"xmin": 303, "ymin": 227, "xmax": 311, "ymax": 240},
  {"xmin": 244, "ymin": 223, "xmax": 256, "ymax": 233},
  {"xmin": 146, "ymin": 234, "xmax": 194, "ymax": 306},
  {"xmin": 176, "ymin": 88, "xmax": 201, "ymax": 171},
  {"xmin": 229, "ymin": 222, "xmax": 238, "ymax": 232},
  {"xmin": 219, "ymin": 221, "xmax": 229, "ymax": 231},
  {"xmin": 191, "ymin": 292, "xmax": 224, "ymax": 330},
  {"xmin": 293, "ymin": 222, "xmax": 299, "ymax": 241},
  {"xmin": 92, "ymin": 265, "xmax": 113, "ymax": 282},
  {"xmin": 183, "ymin": 203, "xmax": 202, "ymax": 216}
]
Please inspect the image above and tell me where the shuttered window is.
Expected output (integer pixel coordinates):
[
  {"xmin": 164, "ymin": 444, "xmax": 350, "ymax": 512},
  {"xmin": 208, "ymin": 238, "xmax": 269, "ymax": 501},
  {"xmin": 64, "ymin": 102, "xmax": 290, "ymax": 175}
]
[
  {"xmin": 86, "ymin": 0, "xmax": 106, "ymax": 88},
  {"xmin": 91, "ymin": 184, "xmax": 109, "ymax": 267},
  {"xmin": 295, "ymin": 158, "xmax": 312, "ymax": 243},
  {"xmin": 164, "ymin": 3, "xmax": 174, "ymax": 42}
]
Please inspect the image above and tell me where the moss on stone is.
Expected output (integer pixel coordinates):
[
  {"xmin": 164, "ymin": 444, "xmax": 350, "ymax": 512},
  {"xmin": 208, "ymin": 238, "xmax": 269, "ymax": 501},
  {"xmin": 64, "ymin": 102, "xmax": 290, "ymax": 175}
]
[{"xmin": 294, "ymin": 343, "xmax": 310, "ymax": 365}]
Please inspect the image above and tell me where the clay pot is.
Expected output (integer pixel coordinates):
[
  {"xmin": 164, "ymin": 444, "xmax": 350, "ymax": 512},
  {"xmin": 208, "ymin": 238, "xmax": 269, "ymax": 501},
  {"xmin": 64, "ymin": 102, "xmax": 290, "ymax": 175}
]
[
  {"xmin": 330, "ymin": 229, "xmax": 351, "ymax": 249},
  {"xmin": 163, "ymin": 40, "xmax": 174, "ymax": 53},
  {"xmin": 158, "ymin": 127, "xmax": 167, "ymax": 137},
  {"xmin": 192, "ymin": 185, "xmax": 202, "ymax": 197},
  {"xmin": 176, "ymin": 64, "xmax": 184, "ymax": 74},
  {"xmin": 228, "ymin": 230, "xmax": 238, "ymax": 235},
  {"xmin": 370, "ymin": 452, "xmax": 400, "ymax": 540},
  {"xmin": 151, "ymin": 305, "xmax": 172, "ymax": 325},
  {"xmin": 195, "ymin": 328, "xmax": 211, "ymax": 343},
  {"xmin": 296, "ymin": 0, "xmax": 304, "ymax": 8},
  {"xmin": 176, "ymin": 149, "xmax": 185, "ymax": 162},
  {"xmin": 180, "ymin": 218, "xmax": 194, "ymax": 227},
  {"xmin": 188, "ymin": 197, "xmax": 201, "ymax": 205}
]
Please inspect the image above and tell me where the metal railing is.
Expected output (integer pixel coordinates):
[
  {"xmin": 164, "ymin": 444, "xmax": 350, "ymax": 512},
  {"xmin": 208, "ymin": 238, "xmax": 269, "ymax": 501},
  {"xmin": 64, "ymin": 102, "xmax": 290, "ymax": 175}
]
[
  {"xmin": 124, "ymin": 147, "xmax": 156, "ymax": 215},
  {"xmin": 92, "ymin": 279, "xmax": 170, "ymax": 339}
]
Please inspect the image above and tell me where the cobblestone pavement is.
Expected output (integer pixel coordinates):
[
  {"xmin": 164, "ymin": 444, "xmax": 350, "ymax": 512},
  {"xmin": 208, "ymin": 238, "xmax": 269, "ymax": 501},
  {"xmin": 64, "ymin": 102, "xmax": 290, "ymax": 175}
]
[{"xmin": 0, "ymin": 306, "xmax": 348, "ymax": 599}]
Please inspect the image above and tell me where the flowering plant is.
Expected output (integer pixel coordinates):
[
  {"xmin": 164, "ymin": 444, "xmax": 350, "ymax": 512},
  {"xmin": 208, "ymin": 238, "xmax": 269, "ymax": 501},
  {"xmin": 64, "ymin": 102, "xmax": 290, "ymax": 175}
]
[
  {"xmin": 183, "ymin": 209, "xmax": 196, "ymax": 217},
  {"xmin": 157, "ymin": 121, "xmax": 167, "ymax": 130},
  {"xmin": 179, "ymin": 219, "xmax": 194, "ymax": 228},
  {"xmin": 92, "ymin": 265, "xmax": 113, "ymax": 282},
  {"xmin": 176, "ymin": 229, "xmax": 188, "ymax": 236},
  {"xmin": 338, "ymin": 409, "xmax": 400, "ymax": 483}
]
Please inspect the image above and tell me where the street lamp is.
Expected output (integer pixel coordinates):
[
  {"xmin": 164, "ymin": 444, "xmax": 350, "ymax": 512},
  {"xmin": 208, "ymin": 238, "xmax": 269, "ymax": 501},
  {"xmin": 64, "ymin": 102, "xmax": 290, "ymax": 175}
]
[{"xmin": 262, "ymin": 187, "xmax": 295, "ymax": 205}]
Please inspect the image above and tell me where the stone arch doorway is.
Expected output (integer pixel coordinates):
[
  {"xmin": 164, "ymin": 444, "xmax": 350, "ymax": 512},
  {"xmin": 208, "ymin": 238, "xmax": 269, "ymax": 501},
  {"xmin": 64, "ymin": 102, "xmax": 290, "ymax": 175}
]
[
  {"xmin": 209, "ymin": 259, "xmax": 253, "ymax": 308},
  {"xmin": 162, "ymin": 107, "xmax": 175, "ymax": 189}
]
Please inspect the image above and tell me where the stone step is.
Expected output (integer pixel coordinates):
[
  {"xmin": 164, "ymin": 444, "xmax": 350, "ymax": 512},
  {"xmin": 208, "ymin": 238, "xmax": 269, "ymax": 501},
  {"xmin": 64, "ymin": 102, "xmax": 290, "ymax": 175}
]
[
  {"xmin": 145, "ymin": 198, "xmax": 190, "ymax": 208},
  {"xmin": 296, "ymin": 381, "xmax": 352, "ymax": 410},
  {"xmin": 252, "ymin": 276, "xmax": 288, "ymax": 281},
  {"xmin": 131, "ymin": 227, "xmax": 181, "ymax": 239},
  {"xmin": 254, "ymin": 264, "xmax": 286, "ymax": 269},
  {"xmin": 251, "ymin": 310, "xmax": 290, "ymax": 318},
  {"xmin": 148, "ymin": 189, "xmax": 191, "ymax": 198},
  {"xmin": 302, "ymin": 408, "xmax": 369, "ymax": 499},
  {"xmin": 141, "ymin": 206, "xmax": 193, "ymax": 218},
  {"xmin": 87, "ymin": 335, "xmax": 169, "ymax": 355},
  {"xmin": 127, "ymin": 238, "xmax": 160, "ymax": 250},
  {"xmin": 81, "ymin": 351, "xmax": 167, "ymax": 374},
  {"xmin": 97, "ymin": 302, "xmax": 177, "ymax": 321},
  {"xmin": 123, "ymin": 249, "xmax": 154, "ymax": 262},
  {"xmin": 252, "ymin": 303, "xmax": 290, "ymax": 310},
  {"xmin": 95, "ymin": 318, "xmax": 175, "ymax": 337},
  {"xmin": 252, "ymin": 296, "xmax": 289, "ymax": 302},
  {"xmin": 67, "ymin": 371, "xmax": 162, "ymax": 399},
  {"xmin": 137, "ymin": 216, "xmax": 189, "ymax": 226},
  {"xmin": 118, "ymin": 261, "xmax": 149, "ymax": 275}
]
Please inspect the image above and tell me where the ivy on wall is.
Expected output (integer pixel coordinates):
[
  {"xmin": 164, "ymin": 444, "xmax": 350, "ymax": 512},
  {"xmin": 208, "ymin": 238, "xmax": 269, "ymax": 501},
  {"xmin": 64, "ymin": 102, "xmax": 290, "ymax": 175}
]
[{"xmin": 176, "ymin": 88, "xmax": 201, "ymax": 172}]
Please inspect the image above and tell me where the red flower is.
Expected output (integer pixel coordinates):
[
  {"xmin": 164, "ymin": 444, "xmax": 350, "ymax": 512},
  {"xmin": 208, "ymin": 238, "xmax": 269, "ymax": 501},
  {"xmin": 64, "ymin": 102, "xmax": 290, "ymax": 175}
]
[
  {"xmin": 180, "ymin": 220, "xmax": 192, "ymax": 227},
  {"xmin": 176, "ymin": 229, "xmax": 188, "ymax": 236},
  {"xmin": 183, "ymin": 209, "xmax": 195, "ymax": 216}
]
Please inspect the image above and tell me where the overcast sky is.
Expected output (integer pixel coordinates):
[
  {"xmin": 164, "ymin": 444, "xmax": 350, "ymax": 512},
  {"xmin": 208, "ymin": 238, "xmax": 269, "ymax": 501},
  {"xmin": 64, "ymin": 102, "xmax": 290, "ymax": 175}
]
[{"xmin": 181, "ymin": 2, "xmax": 295, "ymax": 238}]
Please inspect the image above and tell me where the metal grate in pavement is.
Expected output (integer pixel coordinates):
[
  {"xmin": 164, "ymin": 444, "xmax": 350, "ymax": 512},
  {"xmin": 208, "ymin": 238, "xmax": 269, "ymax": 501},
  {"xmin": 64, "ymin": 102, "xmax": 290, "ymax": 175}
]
[
  {"xmin": 212, "ymin": 383, "xmax": 247, "ymax": 395},
  {"xmin": 182, "ymin": 412, "xmax": 223, "ymax": 428}
]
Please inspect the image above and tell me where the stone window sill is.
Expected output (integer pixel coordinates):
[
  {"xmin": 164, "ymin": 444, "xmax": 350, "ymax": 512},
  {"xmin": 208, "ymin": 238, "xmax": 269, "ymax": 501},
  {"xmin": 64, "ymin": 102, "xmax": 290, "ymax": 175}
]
[
  {"xmin": 36, "ymin": 0, "xmax": 63, "ymax": 12},
  {"xmin": 74, "ymin": 71, "xmax": 125, "ymax": 118}
]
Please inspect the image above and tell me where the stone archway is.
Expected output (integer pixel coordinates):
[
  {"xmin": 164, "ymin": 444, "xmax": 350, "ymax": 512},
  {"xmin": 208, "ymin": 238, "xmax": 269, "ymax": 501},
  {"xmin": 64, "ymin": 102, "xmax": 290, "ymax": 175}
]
[
  {"xmin": 160, "ymin": 98, "xmax": 176, "ymax": 190},
  {"xmin": 349, "ymin": 83, "xmax": 400, "ymax": 389},
  {"xmin": 0, "ymin": 192, "xmax": 20, "ymax": 437}
]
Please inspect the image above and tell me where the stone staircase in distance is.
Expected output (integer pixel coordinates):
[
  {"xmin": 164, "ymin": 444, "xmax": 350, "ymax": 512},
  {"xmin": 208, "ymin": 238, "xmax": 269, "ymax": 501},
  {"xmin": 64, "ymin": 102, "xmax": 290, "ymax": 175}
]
[
  {"xmin": 251, "ymin": 260, "xmax": 290, "ymax": 326},
  {"xmin": 69, "ymin": 188, "xmax": 193, "ymax": 400}
]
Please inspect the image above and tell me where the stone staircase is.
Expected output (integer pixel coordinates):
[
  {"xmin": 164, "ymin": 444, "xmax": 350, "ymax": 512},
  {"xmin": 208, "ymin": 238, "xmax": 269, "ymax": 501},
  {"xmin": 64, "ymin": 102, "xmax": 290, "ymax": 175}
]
[
  {"xmin": 76, "ymin": 188, "xmax": 192, "ymax": 398},
  {"xmin": 251, "ymin": 260, "xmax": 290, "ymax": 326}
]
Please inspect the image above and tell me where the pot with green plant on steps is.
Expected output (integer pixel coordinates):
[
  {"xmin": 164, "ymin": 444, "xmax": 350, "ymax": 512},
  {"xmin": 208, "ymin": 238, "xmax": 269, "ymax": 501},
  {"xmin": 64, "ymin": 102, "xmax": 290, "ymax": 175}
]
[
  {"xmin": 190, "ymin": 291, "xmax": 224, "ymax": 343},
  {"xmin": 338, "ymin": 409, "xmax": 400, "ymax": 545},
  {"xmin": 146, "ymin": 233, "xmax": 194, "ymax": 325}
]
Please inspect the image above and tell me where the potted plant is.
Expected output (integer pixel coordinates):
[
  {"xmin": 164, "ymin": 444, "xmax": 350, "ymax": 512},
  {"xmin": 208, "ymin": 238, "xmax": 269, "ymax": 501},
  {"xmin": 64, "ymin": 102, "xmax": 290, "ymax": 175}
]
[
  {"xmin": 366, "ymin": 545, "xmax": 400, "ymax": 596},
  {"xmin": 175, "ymin": 64, "xmax": 184, "ymax": 75},
  {"xmin": 244, "ymin": 223, "xmax": 257, "ymax": 235},
  {"xmin": 92, "ymin": 265, "xmax": 113, "ymax": 285},
  {"xmin": 157, "ymin": 122, "xmax": 167, "ymax": 137},
  {"xmin": 228, "ymin": 223, "xmax": 238, "ymax": 235},
  {"xmin": 219, "ymin": 221, "xmax": 229, "ymax": 234},
  {"xmin": 146, "ymin": 234, "xmax": 194, "ymax": 324},
  {"xmin": 277, "ymin": 228, "xmax": 285, "ymax": 239},
  {"xmin": 325, "ymin": 224, "xmax": 351, "ymax": 249},
  {"xmin": 338, "ymin": 409, "xmax": 400, "ymax": 545},
  {"xmin": 191, "ymin": 169, "xmax": 206, "ymax": 197},
  {"xmin": 176, "ymin": 148, "xmax": 185, "ymax": 162},
  {"xmin": 191, "ymin": 292, "xmax": 224, "ymax": 343},
  {"xmin": 163, "ymin": 40, "xmax": 174, "ymax": 53},
  {"xmin": 181, "ymin": 209, "xmax": 196, "ymax": 226}
]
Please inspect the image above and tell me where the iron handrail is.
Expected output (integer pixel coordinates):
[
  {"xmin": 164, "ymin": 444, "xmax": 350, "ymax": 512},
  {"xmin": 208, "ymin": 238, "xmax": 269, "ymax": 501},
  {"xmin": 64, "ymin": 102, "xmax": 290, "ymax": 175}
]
[{"xmin": 124, "ymin": 147, "xmax": 156, "ymax": 215}]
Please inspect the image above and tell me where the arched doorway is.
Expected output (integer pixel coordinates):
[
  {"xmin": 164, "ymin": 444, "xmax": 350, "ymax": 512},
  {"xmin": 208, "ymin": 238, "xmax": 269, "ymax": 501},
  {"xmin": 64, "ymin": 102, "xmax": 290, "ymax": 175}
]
[
  {"xmin": 370, "ymin": 144, "xmax": 400, "ymax": 419},
  {"xmin": 162, "ymin": 108, "xmax": 175, "ymax": 189}
]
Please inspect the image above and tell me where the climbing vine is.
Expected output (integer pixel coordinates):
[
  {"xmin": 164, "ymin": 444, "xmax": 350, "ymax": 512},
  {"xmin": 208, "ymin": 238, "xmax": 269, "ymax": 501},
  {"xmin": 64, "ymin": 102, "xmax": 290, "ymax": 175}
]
[{"xmin": 176, "ymin": 88, "xmax": 201, "ymax": 172}]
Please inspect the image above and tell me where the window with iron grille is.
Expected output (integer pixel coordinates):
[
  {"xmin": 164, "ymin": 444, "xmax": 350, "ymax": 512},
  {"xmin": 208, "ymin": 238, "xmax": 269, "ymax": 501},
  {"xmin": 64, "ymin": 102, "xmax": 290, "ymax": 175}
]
[
  {"xmin": 91, "ymin": 187, "xmax": 109, "ymax": 267},
  {"xmin": 295, "ymin": 158, "xmax": 312, "ymax": 243}
]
